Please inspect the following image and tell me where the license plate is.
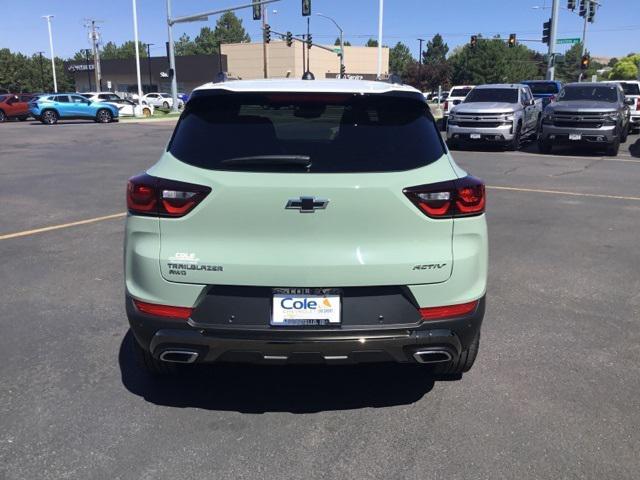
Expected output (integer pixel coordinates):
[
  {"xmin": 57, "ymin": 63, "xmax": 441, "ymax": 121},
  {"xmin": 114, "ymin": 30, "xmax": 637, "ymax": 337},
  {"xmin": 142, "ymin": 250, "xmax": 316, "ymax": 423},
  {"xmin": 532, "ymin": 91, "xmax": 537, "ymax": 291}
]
[
  {"xmin": 271, "ymin": 288, "xmax": 341, "ymax": 326},
  {"xmin": 470, "ymin": 133, "xmax": 481, "ymax": 139},
  {"xmin": 569, "ymin": 133, "xmax": 582, "ymax": 140}
]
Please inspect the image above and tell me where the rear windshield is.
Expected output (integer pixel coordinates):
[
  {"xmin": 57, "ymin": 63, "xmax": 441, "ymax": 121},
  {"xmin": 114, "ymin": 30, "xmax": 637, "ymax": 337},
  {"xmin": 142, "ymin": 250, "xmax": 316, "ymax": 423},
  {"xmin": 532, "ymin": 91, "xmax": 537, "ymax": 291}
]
[
  {"xmin": 168, "ymin": 92, "xmax": 445, "ymax": 173},
  {"xmin": 525, "ymin": 82, "xmax": 560, "ymax": 95},
  {"xmin": 619, "ymin": 82, "xmax": 640, "ymax": 96},
  {"xmin": 450, "ymin": 88, "xmax": 473, "ymax": 98},
  {"xmin": 560, "ymin": 85, "xmax": 618, "ymax": 102},
  {"xmin": 464, "ymin": 88, "xmax": 518, "ymax": 103}
]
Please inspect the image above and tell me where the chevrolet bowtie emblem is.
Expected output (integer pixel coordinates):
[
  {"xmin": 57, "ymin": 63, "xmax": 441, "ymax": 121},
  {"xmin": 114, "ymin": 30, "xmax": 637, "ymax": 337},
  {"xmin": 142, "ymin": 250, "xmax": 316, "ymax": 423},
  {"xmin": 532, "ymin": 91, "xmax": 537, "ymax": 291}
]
[{"xmin": 285, "ymin": 196, "xmax": 329, "ymax": 213}]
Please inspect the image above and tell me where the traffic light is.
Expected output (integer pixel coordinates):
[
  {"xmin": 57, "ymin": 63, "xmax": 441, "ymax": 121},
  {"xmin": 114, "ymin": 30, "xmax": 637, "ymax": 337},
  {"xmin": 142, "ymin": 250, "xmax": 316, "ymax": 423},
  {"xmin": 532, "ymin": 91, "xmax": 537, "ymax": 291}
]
[
  {"xmin": 470, "ymin": 35, "xmax": 477, "ymax": 48},
  {"xmin": 285, "ymin": 31, "xmax": 293, "ymax": 47},
  {"xmin": 263, "ymin": 24, "xmax": 271, "ymax": 44},
  {"xmin": 567, "ymin": 0, "xmax": 576, "ymax": 10},
  {"xmin": 542, "ymin": 19, "xmax": 551, "ymax": 45},
  {"xmin": 580, "ymin": 55, "xmax": 590, "ymax": 70},
  {"xmin": 302, "ymin": 0, "xmax": 311, "ymax": 16},
  {"xmin": 307, "ymin": 34, "xmax": 312, "ymax": 49},
  {"xmin": 587, "ymin": 1, "xmax": 596, "ymax": 22},
  {"xmin": 252, "ymin": 0, "xmax": 261, "ymax": 20},
  {"xmin": 579, "ymin": 0, "xmax": 587, "ymax": 16},
  {"xmin": 508, "ymin": 34, "xmax": 516, "ymax": 48},
  {"xmin": 340, "ymin": 64, "xmax": 345, "ymax": 77}
]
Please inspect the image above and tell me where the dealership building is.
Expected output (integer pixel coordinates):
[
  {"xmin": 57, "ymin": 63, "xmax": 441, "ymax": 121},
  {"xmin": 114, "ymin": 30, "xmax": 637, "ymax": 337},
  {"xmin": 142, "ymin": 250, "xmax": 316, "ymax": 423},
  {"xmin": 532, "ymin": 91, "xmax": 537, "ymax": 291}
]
[{"xmin": 65, "ymin": 42, "xmax": 389, "ymax": 94}]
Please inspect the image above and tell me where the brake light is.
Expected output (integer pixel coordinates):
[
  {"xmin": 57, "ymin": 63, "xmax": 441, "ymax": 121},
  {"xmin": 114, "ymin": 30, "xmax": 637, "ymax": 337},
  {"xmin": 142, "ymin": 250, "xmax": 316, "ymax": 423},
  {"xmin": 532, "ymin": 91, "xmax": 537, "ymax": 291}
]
[
  {"xmin": 636, "ymin": 98, "xmax": 640, "ymax": 110},
  {"xmin": 127, "ymin": 173, "xmax": 211, "ymax": 217},
  {"xmin": 133, "ymin": 299, "xmax": 193, "ymax": 319},
  {"xmin": 403, "ymin": 176, "xmax": 485, "ymax": 218},
  {"xmin": 444, "ymin": 101, "xmax": 449, "ymax": 111},
  {"xmin": 419, "ymin": 300, "xmax": 478, "ymax": 320}
]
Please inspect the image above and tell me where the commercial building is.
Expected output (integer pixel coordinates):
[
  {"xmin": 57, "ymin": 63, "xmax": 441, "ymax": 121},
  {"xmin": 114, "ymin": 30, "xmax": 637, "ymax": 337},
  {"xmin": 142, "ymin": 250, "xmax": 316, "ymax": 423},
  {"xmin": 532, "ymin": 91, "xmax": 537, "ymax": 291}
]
[
  {"xmin": 64, "ymin": 54, "xmax": 227, "ymax": 94},
  {"xmin": 64, "ymin": 42, "xmax": 389, "ymax": 94},
  {"xmin": 221, "ymin": 42, "xmax": 389, "ymax": 80}
]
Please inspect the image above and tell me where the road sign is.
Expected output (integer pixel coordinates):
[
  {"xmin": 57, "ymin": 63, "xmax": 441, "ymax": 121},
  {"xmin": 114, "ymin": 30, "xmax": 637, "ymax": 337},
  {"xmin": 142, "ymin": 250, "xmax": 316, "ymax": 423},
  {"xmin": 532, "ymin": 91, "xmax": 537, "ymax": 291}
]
[
  {"xmin": 556, "ymin": 38, "xmax": 580, "ymax": 45},
  {"xmin": 332, "ymin": 47, "xmax": 341, "ymax": 54}
]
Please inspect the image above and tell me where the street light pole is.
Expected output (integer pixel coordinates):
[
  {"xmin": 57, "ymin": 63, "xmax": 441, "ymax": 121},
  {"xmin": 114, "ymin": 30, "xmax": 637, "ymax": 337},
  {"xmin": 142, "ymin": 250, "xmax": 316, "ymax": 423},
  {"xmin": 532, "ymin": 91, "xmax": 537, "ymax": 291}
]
[
  {"xmin": 166, "ymin": 0, "xmax": 179, "ymax": 112},
  {"xmin": 132, "ymin": 0, "xmax": 144, "ymax": 107},
  {"xmin": 315, "ymin": 14, "xmax": 343, "ymax": 77},
  {"xmin": 417, "ymin": 37, "xmax": 425, "ymax": 84},
  {"xmin": 376, "ymin": 0, "xmax": 384, "ymax": 78},
  {"xmin": 42, "ymin": 15, "xmax": 58, "ymax": 92},
  {"xmin": 146, "ymin": 44, "xmax": 154, "ymax": 92},
  {"xmin": 545, "ymin": 0, "xmax": 560, "ymax": 80}
]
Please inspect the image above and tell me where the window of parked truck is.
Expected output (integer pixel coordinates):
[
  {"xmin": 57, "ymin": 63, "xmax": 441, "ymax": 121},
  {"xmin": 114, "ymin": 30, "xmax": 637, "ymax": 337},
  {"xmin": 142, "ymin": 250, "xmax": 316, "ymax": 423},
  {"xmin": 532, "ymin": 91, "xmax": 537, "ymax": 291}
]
[
  {"xmin": 526, "ymin": 82, "xmax": 560, "ymax": 94},
  {"xmin": 619, "ymin": 83, "xmax": 640, "ymax": 96},
  {"xmin": 560, "ymin": 86, "xmax": 618, "ymax": 102},
  {"xmin": 450, "ymin": 88, "xmax": 473, "ymax": 97},
  {"xmin": 464, "ymin": 88, "xmax": 519, "ymax": 103},
  {"xmin": 169, "ymin": 92, "xmax": 445, "ymax": 173}
]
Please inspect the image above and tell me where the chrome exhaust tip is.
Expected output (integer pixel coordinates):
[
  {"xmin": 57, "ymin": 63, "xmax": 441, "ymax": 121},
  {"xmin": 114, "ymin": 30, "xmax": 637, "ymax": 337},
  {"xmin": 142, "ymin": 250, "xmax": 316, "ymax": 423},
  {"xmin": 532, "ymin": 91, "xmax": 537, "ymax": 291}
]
[
  {"xmin": 413, "ymin": 349, "xmax": 452, "ymax": 364},
  {"xmin": 159, "ymin": 350, "xmax": 199, "ymax": 364}
]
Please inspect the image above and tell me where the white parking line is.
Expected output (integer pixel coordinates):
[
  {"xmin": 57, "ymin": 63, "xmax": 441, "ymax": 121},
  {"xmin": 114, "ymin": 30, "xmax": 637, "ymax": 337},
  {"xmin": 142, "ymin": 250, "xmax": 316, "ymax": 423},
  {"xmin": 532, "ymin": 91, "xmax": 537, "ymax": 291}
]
[{"xmin": 488, "ymin": 185, "xmax": 640, "ymax": 202}]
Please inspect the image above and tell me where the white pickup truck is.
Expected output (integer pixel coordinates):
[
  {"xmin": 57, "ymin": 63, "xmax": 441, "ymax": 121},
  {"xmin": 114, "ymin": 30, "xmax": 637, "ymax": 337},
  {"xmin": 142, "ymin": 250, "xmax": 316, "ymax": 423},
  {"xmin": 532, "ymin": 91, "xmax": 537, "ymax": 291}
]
[
  {"xmin": 446, "ymin": 83, "xmax": 543, "ymax": 150},
  {"xmin": 442, "ymin": 85, "xmax": 474, "ymax": 129}
]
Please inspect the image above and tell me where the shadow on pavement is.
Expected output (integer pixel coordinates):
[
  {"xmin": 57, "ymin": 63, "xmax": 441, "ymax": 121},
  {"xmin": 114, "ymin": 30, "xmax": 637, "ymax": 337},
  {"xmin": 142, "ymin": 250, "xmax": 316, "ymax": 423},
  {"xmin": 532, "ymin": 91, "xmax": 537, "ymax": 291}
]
[
  {"xmin": 119, "ymin": 331, "xmax": 438, "ymax": 413},
  {"xmin": 629, "ymin": 138, "xmax": 640, "ymax": 158}
]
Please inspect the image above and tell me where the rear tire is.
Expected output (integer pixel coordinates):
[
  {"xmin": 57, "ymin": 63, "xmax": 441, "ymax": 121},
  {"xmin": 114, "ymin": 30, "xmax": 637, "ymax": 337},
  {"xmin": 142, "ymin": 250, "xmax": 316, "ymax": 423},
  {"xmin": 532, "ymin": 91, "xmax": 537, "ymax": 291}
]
[
  {"xmin": 133, "ymin": 338, "xmax": 179, "ymax": 376},
  {"xmin": 41, "ymin": 110, "xmax": 58, "ymax": 125},
  {"xmin": 162, "ymin": 101, "xmax": 169, "ymax": 110},
  {"xmin": 96, "ymin": 108, "xmax": 113, "ymax": 123},
  {"xmin": 428, "ymin": 331, "xmax": 480, "ymax": 376},
  {"xmin": 0, "ymin": 110, "xmax": 6, "ymax": 123}
]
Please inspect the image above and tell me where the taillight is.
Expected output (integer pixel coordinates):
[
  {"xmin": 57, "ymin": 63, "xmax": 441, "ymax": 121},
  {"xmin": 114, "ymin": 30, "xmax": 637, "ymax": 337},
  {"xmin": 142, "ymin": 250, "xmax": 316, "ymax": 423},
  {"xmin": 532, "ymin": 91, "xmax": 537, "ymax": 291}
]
[
  {"xmin": 636, "ymin": 98, "xmax": 640, "ymax": 110},
  {"xmin": 133, "ymin": 299, "xmax": 193, "ymax": 319},
  {"xmin": 419, "ymin": 300, "xmax": 479, "ymax": 320},
  {"xmin": 444, "ymin": 101, "xmax": 449, "ymax": 111},
  {"xmin": 127, "ymin": 173, "xmax": 211, "ymax": 218},
  {"xmin": 403, "ymin": 176, "xmax": 485, "ymax": 219}
]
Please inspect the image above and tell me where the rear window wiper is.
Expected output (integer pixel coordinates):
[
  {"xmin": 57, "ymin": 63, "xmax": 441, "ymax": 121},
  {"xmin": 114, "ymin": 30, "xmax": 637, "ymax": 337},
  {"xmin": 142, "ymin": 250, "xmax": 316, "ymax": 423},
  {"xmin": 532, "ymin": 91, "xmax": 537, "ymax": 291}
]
[{"xmin": 219, "ymin": 155, "xmax": 312, "ymax": 170}]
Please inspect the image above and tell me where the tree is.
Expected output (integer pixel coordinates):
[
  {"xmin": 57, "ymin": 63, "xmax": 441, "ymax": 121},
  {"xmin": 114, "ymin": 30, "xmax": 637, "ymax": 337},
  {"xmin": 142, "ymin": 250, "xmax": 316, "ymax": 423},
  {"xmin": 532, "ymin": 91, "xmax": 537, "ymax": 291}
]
[
  {"xmin": 608, "ymin": 53, "xmax": 639, "ymax": 80},
  {"xmin": 608, "ymin": 57, "xmax": 619, "ymax": 67},
  {"xmin": 193, "ymin": 12, "xmax": 250, "ymax": 54},
  {"xmin": 334, "ymin": 37, "xmax": 351, "ymax": 47},
  {"xmin": 175, "ymin": 33, "xmax": 198, "ymax": 56},
  {"xmin": 0, "ymin": 48, "xmax": 73, "ymax": 93},
  {"xmin": 365, "ymin": 38, "xmax": 378, "ymax": 47},
  {"xmin": 389, "ymin": 42, "xmax": 413, "ymax": 77},
  {"xmin": 73, "ymin": 41, "xmax": 147, "ymax": 61},
  {"xmin": 100, "ymin": 41, "xmax": 120, "ymax": 60},
  {"xmin": 554, "ymin": 42, "xmax": 583, "ymax": 83},
  {"xmin": 449, "ymin": 38, "xmax": 539, "ymax": 85},
  {"xmin": 117, "ymin": 41, "xmax": 148, "ymax": 59},
  {"xmin": 423, "ymin": 33, "xmax": 448, "ymax": 64}
]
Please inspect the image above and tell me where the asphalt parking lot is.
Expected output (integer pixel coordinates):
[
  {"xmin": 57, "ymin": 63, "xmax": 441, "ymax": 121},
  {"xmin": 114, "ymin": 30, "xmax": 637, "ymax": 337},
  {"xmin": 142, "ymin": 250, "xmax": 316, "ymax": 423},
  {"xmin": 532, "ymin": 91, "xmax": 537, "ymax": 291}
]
[{"xmin": 1, "ymin": 120, "xmax": 639, "ymax": 479}]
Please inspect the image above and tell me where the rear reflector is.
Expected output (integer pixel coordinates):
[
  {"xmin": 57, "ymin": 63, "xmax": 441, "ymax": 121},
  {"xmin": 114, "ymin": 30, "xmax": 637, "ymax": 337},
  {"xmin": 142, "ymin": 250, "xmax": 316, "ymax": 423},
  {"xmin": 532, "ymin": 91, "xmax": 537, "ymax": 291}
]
[
  {"xmin": 403, "ymin": 176, "xmax": 485, "ymax": 219},
  {"xmin": 127, "ymin": 173, "xmax": 211, "ymax": 218},
  {"xmin": 133, "ymin": 299, "xmax": 193, "ymax": 319},
  {"xmin": 419, "ymin": 300, "xmax": 479, "ymax": 320}
]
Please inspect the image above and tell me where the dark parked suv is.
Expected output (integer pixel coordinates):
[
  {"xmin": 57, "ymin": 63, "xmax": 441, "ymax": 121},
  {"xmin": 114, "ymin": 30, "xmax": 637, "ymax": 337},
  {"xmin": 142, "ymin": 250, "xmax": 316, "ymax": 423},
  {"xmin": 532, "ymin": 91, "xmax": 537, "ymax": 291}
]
[{"xmin": 538, "ymin": 82, "xmax": 631, "ymax": 156}]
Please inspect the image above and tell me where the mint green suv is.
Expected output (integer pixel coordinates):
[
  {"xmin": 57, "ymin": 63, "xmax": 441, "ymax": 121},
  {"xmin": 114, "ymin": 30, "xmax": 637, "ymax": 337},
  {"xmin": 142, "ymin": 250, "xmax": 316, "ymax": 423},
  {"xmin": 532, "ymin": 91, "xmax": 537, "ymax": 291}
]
[{"xmin": 125, "ymin": 79, "xmax": 487, "ymax": 376}]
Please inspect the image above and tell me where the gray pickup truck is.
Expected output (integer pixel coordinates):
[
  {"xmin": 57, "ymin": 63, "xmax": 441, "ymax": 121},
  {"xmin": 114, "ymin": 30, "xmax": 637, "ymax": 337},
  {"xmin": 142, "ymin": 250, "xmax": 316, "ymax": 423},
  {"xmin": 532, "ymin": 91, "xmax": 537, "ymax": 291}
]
[
  {"xmin": 446, "ymin": 83, "xmax": 542, "ymax": 150},
  {"xmin": 538, "ymin": 82, "xmax": 632, "ymax": 156}
]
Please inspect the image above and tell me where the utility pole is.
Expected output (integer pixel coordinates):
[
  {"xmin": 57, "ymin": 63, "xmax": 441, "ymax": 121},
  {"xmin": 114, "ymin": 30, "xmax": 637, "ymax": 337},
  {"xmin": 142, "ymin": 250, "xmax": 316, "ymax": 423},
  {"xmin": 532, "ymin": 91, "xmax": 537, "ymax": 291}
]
[
  {"xmin": 146, "ymin": 44, "xmax": 154, "ymax": 92},
  {"xmin": 42, "ymin": 15, "xmax": 57, "ymax": 92},
  {"xmin": 376, "ymin": 0, "xmax": 384, "ymax": 78},
  {"xmin": 84, "ymin": 49, "xmax": 92, "ymax": 91},
  {"xmin": 87, "ymin": 20, "xmax": 103, "ymax": 91},
  {"xmin": 36, "ymin": 51, "xmax": 45, "ymax": 92},
  {"xmin": 546, "ymin": 0, "xmax": 560, "ymax": 80},
  {"xmin": 418, "ymin": 38, "xmax": 425, "ymax": 85},
  {"xmin": 262, "ymin": 4, "xmax": 268, "ymax": 78}
]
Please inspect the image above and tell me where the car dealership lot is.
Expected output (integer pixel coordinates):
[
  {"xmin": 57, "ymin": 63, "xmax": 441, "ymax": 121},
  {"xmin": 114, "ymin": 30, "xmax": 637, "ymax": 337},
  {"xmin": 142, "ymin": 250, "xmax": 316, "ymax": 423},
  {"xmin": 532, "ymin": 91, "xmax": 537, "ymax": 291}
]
[{"xmin": 1, "ymin": 122, "xmax": 639, "ymax": 479}]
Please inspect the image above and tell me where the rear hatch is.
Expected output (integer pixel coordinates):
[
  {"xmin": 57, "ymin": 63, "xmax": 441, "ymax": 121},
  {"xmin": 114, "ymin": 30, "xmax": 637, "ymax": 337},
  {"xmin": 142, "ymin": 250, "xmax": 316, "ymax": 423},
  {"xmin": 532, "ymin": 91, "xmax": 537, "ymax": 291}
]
[{"xmin": 152, "ymin": 90, "xmax": 457, "ymax": 287}]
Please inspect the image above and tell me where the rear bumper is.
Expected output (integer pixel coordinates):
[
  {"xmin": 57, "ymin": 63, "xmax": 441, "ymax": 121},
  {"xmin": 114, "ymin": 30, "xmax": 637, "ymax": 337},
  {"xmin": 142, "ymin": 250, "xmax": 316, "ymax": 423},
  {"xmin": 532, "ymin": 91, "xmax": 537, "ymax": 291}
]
[
  {"xmin": 630, "ymin": 115, "xmax": 640, "ymax": 127},
  {"xmin": 126, "ymin": 294, "xmax": 485, "ymax": 365}
]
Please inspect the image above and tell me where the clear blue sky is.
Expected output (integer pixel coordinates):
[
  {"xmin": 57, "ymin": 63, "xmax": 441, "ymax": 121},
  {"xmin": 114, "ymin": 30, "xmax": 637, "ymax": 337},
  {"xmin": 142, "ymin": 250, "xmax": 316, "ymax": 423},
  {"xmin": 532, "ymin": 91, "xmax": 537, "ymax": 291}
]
[{"xmin": 2, "ymin": 0, "xmax": 639, "ymax": 59}]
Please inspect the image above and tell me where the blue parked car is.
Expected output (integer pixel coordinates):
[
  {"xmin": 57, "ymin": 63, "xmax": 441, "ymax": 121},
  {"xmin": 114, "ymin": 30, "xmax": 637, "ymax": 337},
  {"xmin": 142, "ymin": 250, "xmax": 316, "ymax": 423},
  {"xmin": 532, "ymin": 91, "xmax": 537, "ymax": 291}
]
[
  {"xmin": 29, "ymin": 93, "xmax": 119, "ymax": 125},
  {"xmin": 522, "ymin": 80, "xmax": 563, "ymax": 108}
]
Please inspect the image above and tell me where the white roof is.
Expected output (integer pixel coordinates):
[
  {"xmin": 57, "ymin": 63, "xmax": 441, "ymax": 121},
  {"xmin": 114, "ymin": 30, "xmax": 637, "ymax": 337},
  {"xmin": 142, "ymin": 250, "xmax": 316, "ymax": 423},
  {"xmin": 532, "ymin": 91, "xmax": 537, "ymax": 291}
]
[{"xmin": 193, "ymin": 79, "xmax": 419, "ymax": 95}]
